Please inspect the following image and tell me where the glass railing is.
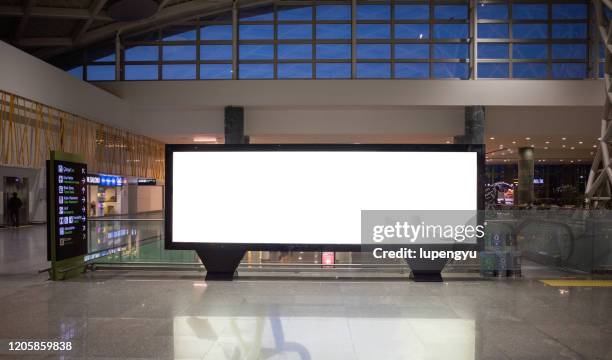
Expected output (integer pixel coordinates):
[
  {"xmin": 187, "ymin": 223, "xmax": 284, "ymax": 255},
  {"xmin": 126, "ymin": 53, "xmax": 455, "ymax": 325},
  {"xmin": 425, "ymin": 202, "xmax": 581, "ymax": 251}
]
[{"xmin": 85, "ymin": 209, "xmax": 612, "ymax": 277}]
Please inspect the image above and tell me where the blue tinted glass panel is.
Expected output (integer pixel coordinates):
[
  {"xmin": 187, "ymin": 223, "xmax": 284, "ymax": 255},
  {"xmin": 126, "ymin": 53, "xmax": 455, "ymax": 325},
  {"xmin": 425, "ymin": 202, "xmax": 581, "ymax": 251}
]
[
  {"xmin": 67, "ymin": 66, "xmax": 83, "ymax": 79},
  {"xmin": 395, "ymin": 5, "xmax": 429, "ymax": 20},
  {"xmin": 395, "ymin": 24, "xmax": 429, "ymax": 39},
  {"xmin": 395, "ymin": 63, "xmax": 429, "ymax": 78},
  {"xmin": 240, "ymin": 7, "xmax": 273, "ymax": 21},
  {"xmin": 478, "ymin": 4, "xmax": 508, "ymax": 20},
  {"xmin": 512, "ymin": 24, "xmax": 547, "ymax": 39},
  {"xmin": 278, "ymin": 44, "xmax": 312, "ymax": 59},
  {"xmin": 200, "ymin": 45, "xmax": 232, "ymax": 60},
  {"xmin": 162, "ymin": 64, "xmax": 196, "ymax": 80},
  {"xmin": 433, "ymin": 63, "xmax": 469, "ymax": 79},
  {"xmin": 201, "ymin": 25, "xmax": 232, "ymax": 40},
  {"xmin": 239, "ymin": 45, "xmax": 273, "ymax": 60},
  {"xmin": 478, "ymin": 24, "xmax": 509, "ymax": 38},
  {"xmin": 477, "ymin": 44, "xmax": 508, "ymax": 59},
  {"xmin": 357, "ymin": 24, "xmax": 391, "ymax": 39},
  {"xmin": 395, "ymin": 44, "xmax": 429, "ymax": 59},
  {"xmin": 239, "ymin": 64, "xmax": 273, "ymax": 79},
  {"xmin": 94, "ymin": 53, "xmax": 115, "ymax": 62},
  {"xmin": 433, "ymin": 44, "xmax": 469, "ymax": 59},
  {"xmin": 512, "ymin": 4, "xmax": 548, "ymax": 20},
  {"xmin": 317, "ymin": 24, "xmax": 351, "ymax": 39},
  {"xmin": 433, "ymin": 24, "xmax": 469, "ymax": 39},
  {"xmin": 552, "ymin": 4, "xmax": 587, "ymax": 19},
  {"xmin": 434, "ymin": 5, "xmax": 468, "ymax": 19},
  {"xmin": 357, "ymin": 44, "xmax": 391, "ymax": 59},
  {"xmin": 356, "ymin": 63, "xmax": 391, "ymax": 78},
  {"xmin": 552, "ymin": 63, "xmax": 586, "ymax": 78},
  {"xmin": 87, "ymin": 65, "xmax": 114, "ymax": 80},
  {"xmin": 125, "ymin": 65, "xmax": 158, "ymax": 80},
  {"xmin": 478, "ymin": 63, "xmax": 509, "ymax": 78},
  {"xmin": 239, "ymin": 25, "xmax": 274, "ymax": 40},
  {"xmin": 163, "ymin": 45, "xmax": 196, "ymax": 61},
  {"xmin": 552, "ymin": 24, "xmax": 587, "ymax": 39},
  {"xmin": 316, "ymin": 63, "xmax": 351, "ymax": 78},
  {"xmin": 316, "ymin": 5, "xmax": 351, "ymax": 20},
  {"xmin": 552, "ymin": 44, "xmax": 587, "ymax": 59},
  {"xmin": 357, "ymin": 5, "xmax": 390, "ymax": 20},
  {"xmin": 600, "ymin": 63, "xmax": 605, "ymax": 78},
  {"xmin": 200, "ymin": 64, "xmax": 232, "ymax": 79},
  {"xmin": 163, "ymin": 30, "xmax": 196, "ymax": 41},
  {"xmin": 513, "ymin": 63, "xmax": 547, "ymax": 78},
  {"xmin": 125, "ymin": 46, "xmax": 158, "ymax": 61},
  {"xmin": 278, "ymin": 6, "xmax": 312, "ymax": 20},
  {"xmin": 600, "ymin": 43, "xmax": 605, "ymax": 58},
  {"xmin": 278, "ymin": 24, "xmax": 312, "ymax": 40},
  {"xmin": 316, "ymin": 44, "xmax": 351, "ymax": 59},
  {"xmin": 278, "ymin": 63, "xmax": 312, "ymax": 78},
  {"xmin": 513, "ymin": 44, "xmax": 547, "ymax": 59}
]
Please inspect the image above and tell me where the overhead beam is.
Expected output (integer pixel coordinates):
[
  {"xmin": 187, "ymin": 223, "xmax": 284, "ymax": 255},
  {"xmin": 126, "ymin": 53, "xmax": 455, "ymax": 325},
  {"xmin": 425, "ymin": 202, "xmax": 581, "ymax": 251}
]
[
  {"xmin": 73, "ymin": 0, "xmax": 108, "ymax": 44},
  {"xmin": 18, "ymin": 37, "xmax": 73, "ymax": 47},
  {"xmin": 41, "ymin": 0, "xmax": 268, "ymax": 59},
  {"xmin": 0, "ymin": 5, "xmax": 112, "ymax": 21},
  {"xmin": 14, "ymin": 0, "xmax": 36, "ymax": 41}
]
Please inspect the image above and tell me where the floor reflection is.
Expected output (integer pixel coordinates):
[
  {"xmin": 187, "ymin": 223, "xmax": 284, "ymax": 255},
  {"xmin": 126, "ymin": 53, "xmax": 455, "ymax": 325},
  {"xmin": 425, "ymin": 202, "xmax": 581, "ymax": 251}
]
[{"xmin": 173, "ymin": 316, "xmax": 475, "ymax": 360}]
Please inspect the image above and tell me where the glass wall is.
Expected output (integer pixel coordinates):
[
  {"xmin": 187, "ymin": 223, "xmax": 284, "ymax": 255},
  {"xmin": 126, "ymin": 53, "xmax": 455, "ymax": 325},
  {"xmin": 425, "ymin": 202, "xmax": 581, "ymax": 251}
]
[{"xmin": 60, "ymin": 0, "xmax": 594, "ymax": 81}]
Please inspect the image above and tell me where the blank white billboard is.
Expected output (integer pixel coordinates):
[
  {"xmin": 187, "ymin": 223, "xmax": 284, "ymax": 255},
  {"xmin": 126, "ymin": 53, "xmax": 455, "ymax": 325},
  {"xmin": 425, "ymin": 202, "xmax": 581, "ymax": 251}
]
[{"xmin": 171, "ymin": 151, "xmax": 477, "ymax": 245}]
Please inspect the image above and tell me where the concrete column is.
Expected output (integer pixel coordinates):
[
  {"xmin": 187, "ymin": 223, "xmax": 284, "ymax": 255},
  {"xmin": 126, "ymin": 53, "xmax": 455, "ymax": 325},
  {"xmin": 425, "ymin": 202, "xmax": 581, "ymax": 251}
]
[
  {"xmin": 454, "ymin": 106, "xmax": 485, "ymax": 144},
  {"xmin": 517, "ymin": 147, "xmax": 535, "ymax": 205},
  {"xmin": 224, "ymin": 106, "xmax": 246, "ymax": 144}
]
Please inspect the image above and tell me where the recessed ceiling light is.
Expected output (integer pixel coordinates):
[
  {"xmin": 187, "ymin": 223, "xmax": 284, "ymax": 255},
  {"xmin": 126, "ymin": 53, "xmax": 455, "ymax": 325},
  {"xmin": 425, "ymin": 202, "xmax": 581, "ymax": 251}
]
[
  {"xmin": 578, "ymin": 141, "xmax": 583, "ymax": 144},
  {"xmin": 545, "ymin": 141, "xmax": 550, "ymax": 144},
  {"xmin": 544, "ymin": 146, "xmax": 549, "ymax": 150},
  {"xmin": 490, "ymin": 137, "xmax": 495, "ymax": 140},
  {"xmin": 593, "ymin": 145, "xmax": 597, "ymax": 148},
  {"xmin": 562, "ymin": 137, "xmax": 567, "ymax": 141},
  {"xmin": 445, "ymin": 140, "xmax": 451, "ymax": 144},
  {"xmin": 560, "ymin": 159, "xmax": 564, "ymax": 162},
  {"xmin": 570, "ymin": 147, "xmax": 575, "ymax": 150},
  {"xmin": 562, "ymin": 144, "xmax": 566, "ymax": 148},
  {"xmin": 577, "ymin": 159, "xmax": 581, "ymax": 162},
  {"xmin": 193, "ymin": 136, "xmax": 217, "ymax": 142},
  {"xmin": 512, "ymin": 141, "xmax": 517, "ymax": 144},
  {"xmin": 570, "ymin": 160, "xmax": 574, "ymax": 163},
  {"xmin": 525, "ymin": 137, "xmax": 531, "ymax": 140},
  {"xmin": 531, "ymin": 144, "xmax": 535, "ymax": 148}
]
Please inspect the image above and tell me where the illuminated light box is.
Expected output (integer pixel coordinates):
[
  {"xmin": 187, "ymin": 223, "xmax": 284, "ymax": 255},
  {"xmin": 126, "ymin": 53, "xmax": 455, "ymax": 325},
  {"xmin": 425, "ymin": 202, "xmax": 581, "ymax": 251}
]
[{"xmin": 165, "ymin": 144, "xmax": 482, "ymax": 249}]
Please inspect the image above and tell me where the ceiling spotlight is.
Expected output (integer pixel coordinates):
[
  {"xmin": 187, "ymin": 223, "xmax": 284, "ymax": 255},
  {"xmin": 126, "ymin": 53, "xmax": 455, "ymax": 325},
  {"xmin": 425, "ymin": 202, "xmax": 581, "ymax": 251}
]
[
  {"xmin": 562, "ymin": 144, "xmax": 566, "ymax": 148},
  {"xmin": 531, "ymin": 144, "xmax": 535, "ymax": 148},
  {"xmin": 544, "ymin": 146, "xmax": 548, "ymax": 150},
  {"xmin": 489, "ymin": 137, "xmax": 495, "ymax": 140},
  {"xmin": 562, "ymin": 137, "xmax": 567, "ymax": 141},
  {"xmin": 445, "ymin": 140, "xmax": 451, "ymax": 144},
  {"xmin": 593, "ymin": 145, "xmax": 597, "ymax": 148},
  {"xmin": 512, "ymin": 141, "xmax": 517, "ymax": 144},
  {"xmin": 545, "ymin": 141, "xmax": 550, "ymax": 144},
  {"xmin": 577, "ymin": 159, "xmax": 582, "ymax": 162},
  {"xmin": 525, "ymin": 137, "xmax": 531, "ymax": 140},
  {"xmin": 571, "ymin": 147, "xmax": 575, "ymax": 150},
  {"xmin": 578, "ymin": 141, "xmax": 583, "ymax": 144},
  {"xmin": 570, "ymin": 160, "xmax": 574, "ymax": 163}
]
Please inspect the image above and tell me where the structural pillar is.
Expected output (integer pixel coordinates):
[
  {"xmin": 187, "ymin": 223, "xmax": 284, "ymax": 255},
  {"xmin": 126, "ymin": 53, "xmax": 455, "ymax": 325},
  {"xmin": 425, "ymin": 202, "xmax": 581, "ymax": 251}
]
[
  {"xmin": 454, "ymin": 106, "xmax": 485, "ymax": 144},
  {"xmin": 224, "ymin": 106, "xmax": 247, "ymax": 144},
  {"xmin": 517, "ymin": 147, "xmax": 535, "ymax": 205}
]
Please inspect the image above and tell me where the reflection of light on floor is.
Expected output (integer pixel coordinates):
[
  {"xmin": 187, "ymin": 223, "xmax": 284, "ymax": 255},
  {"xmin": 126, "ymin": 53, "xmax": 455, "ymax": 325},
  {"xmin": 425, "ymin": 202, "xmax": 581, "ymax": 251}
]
[
  {"xmin": 540, "ymin": 280, "xmax": 612, "ymax": 287},
  {"xmin": 173, "ymin": 316, "xmax": 475, "ymax": 360}
]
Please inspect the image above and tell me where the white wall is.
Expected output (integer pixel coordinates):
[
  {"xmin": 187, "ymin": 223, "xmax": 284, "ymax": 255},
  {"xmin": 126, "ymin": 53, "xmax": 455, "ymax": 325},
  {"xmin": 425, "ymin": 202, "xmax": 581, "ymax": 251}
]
[{"xmin": 0, "ymin": 41, "xmax": 129, "ymax": 129}]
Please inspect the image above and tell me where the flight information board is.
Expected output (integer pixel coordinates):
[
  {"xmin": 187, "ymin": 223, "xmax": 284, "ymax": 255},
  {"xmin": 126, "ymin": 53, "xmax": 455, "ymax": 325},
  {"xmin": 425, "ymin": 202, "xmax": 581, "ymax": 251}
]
[{"xmin": 51, "ymin": 160, "xmax": 88, "ymax": 261}]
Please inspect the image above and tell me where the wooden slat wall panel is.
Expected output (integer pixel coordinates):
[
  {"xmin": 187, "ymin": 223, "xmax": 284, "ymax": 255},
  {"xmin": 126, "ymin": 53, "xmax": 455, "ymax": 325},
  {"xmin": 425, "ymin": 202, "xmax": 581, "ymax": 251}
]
[{"xmin": 0, "ymin": 90, "xmax": 165, "ymax": 179}]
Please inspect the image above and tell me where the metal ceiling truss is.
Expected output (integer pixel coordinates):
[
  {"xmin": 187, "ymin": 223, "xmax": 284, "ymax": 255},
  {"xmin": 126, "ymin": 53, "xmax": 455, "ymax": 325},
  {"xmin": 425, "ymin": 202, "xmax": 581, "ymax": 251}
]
[{"xmin": 586, "ymin": 0, "xmax": 612, "ymax": 207}]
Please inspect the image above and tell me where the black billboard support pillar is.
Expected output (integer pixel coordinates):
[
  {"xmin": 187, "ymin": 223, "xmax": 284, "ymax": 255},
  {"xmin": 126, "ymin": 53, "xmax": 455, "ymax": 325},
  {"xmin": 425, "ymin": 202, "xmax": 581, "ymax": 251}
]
[
  {"xmin": 407, "ymin": 106, "xmax": 485, "ymax": 282},
  {"xmin": 197, "ymin": 106, "xmax": 248, "ymax": 281}
]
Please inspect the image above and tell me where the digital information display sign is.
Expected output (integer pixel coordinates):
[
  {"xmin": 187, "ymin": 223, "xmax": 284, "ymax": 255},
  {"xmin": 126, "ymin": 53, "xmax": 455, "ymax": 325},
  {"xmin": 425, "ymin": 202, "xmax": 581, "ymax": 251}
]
[
  {"xmin": 50, "ymin": 160, "xmax": 88, "ymax": 261},
  {"xmin": 166, "ymin": 145, "xmax": 480, "ymax": 249}
]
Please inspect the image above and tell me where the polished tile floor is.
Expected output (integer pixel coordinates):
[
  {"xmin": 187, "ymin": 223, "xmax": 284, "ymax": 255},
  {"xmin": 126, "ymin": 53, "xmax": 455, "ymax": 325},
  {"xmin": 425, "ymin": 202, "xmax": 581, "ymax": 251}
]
[{"xmin": 1, "ymin": 227, "xmax": 611, "ymax": 359}]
